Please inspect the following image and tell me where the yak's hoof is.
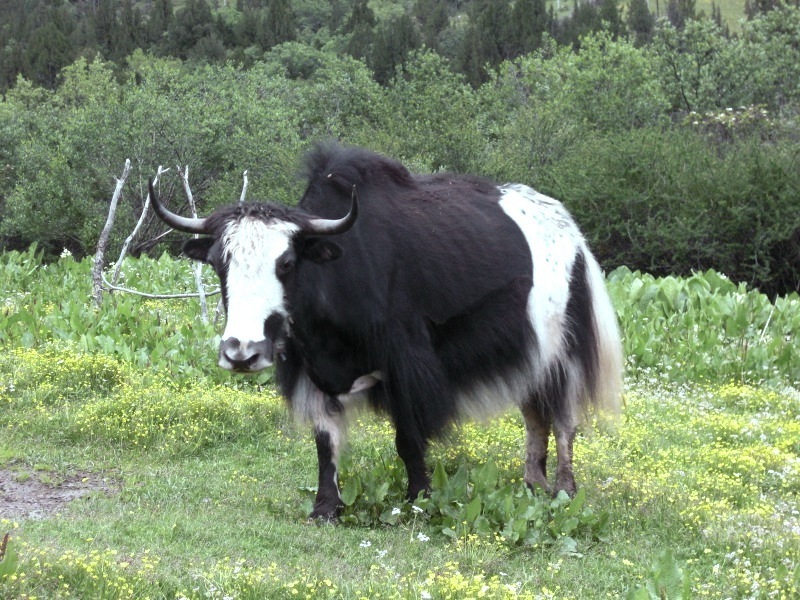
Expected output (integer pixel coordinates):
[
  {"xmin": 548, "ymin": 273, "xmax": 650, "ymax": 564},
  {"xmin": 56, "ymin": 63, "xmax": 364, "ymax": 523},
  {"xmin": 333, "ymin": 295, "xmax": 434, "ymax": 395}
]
[
  {"xmin": 309, "ymin": 498, "xmax": 342, "ymax": 523},
  {"xmin": 553, "ymin": 475, "xmax": 577, "ymax": 498},
  {"xmin": 525, "ymin": 480, "xmax": 551, "ymax": 496}
]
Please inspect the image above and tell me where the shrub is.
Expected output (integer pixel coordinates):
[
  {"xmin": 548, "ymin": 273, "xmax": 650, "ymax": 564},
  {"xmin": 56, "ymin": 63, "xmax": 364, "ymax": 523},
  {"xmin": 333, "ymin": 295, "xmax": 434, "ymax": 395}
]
[{"xmin": 549, "ymin": 126, "xmax": 800, "ymax": 296}]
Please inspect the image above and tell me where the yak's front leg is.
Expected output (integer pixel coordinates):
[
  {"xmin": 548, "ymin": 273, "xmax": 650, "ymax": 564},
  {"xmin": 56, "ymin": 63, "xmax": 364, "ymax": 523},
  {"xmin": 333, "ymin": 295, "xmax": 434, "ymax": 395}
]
[
  {"xmin": 396, "ymin": 429, "xmax": 430, "ymax": 502},
  {"xmin": 305, "ymin": 390, "xmax": 347, "ymax": 521},
  {"xmin": 311, "ymin": 425, "xmax": 342, "ymax": 520}
]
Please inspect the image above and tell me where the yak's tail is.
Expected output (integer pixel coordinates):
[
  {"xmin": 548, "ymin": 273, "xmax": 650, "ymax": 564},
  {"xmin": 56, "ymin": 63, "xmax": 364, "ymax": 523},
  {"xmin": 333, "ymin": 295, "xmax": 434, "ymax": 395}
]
[{"xmin": 583, "ymin": 252, "xmax": 624, "ymax": 415}]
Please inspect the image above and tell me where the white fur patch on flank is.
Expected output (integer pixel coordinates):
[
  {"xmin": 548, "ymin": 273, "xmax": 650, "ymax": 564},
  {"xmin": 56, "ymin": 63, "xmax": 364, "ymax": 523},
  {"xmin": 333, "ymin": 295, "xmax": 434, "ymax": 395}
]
[
  {"xmin": 499, "ymin": 184, "xmax": 585, "ymax": 370},
  {"xmin": 499, "ymin": 183, "xmax": 623, "ymax": 416},
  {"xmin": 220, "ymin": 218, "xmax": 299, "ymax": 346}
]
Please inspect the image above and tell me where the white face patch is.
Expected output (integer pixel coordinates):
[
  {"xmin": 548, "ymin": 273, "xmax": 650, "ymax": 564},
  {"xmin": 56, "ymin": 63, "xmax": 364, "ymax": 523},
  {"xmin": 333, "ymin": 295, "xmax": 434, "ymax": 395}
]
[{"xmin": 220, "ymin": 218, "xmax": 299, "ymax": 352}]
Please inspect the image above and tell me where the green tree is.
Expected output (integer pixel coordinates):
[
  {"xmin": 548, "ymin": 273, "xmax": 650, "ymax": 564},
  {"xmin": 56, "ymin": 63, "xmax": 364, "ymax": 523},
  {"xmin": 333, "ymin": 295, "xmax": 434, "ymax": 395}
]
[
  {"xmin": 115, "ymin": 0, "xmax": 145, "ymax": 62},
  {"xmin": 235, "ymin": 6, "xmax": 260, "ymax": 47},
  {"xmin": 741, "ymin": 3, "xmax": 800, "ymax": 109},
  {"xmin": 328, "ymin": 0, "xmax": 348, "ymax": 32},
  {"xmin": 569, "ymin": 31, "xmax": 669, "ymax": 130},
  {"xmin": 342, "ymin": 0, "xmax": 376, "ymax": 34},
  {"xmin": 557, "ymin": 0, "xmax": 600, "ymax": 48},
  {"xmin": 93, "ymin": 0, "xmax": 118, "ymax": 57},
  {"xmin": 0, "ymin": 54, "xmax": 306, "ymax": 257},
  {"xmin": 744, "ymin": 0, "xmax": 791, "ymax": 18},
  {"xmin": 415, "ymin": 0, "xmax": 449, "ymax": 50},
  {"xmin": 653, "ymin": 18, "xmax": 757, "ymax": 112},
  {"xmin": 382, "ymin": 50, "xmax": 483, "ymax": 172}
]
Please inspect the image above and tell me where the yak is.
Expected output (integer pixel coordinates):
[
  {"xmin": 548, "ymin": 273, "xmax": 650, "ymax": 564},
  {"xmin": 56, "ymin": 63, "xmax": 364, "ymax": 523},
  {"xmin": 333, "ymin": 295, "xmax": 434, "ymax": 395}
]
[{"xmin": 149, "ymin": 142, "xmax": 623, "ymax": 520}]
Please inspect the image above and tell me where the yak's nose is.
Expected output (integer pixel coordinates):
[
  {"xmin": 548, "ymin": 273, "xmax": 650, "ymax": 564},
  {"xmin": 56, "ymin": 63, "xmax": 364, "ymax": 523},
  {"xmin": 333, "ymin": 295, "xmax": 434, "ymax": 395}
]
[{"xmin": 218, "ymin": 337, "xmax": 272, "ymax": 372}]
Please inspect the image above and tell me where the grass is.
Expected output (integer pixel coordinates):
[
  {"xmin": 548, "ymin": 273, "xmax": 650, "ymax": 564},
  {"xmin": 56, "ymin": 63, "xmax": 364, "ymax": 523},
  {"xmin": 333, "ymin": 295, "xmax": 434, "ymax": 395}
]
[
  {"xmin": 1, "ymin": 346, "xmax": 798, "ymax": 599},
  {"xmin": 0, "ymin": 252, "xmax": 798, "ymax": 598}
]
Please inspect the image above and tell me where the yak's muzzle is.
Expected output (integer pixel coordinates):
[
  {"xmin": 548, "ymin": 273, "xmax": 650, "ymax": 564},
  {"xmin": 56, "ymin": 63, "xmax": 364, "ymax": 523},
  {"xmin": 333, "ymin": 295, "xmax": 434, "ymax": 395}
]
[{"xmin": 218, "ymin": 337, "xmax": 273, "ymax": 372}]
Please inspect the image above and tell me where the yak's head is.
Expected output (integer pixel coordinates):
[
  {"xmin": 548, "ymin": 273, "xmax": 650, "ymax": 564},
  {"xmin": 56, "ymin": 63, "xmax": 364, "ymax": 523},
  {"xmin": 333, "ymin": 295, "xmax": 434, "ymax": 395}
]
[{"xmin": 148, "ymin": 179, "xmax": 357, "ymax": 372}]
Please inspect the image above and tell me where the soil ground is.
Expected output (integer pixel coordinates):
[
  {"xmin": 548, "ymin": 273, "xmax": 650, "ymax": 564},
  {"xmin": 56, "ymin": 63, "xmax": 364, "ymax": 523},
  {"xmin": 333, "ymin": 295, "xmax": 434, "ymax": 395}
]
[{"xmin": 0, "ymin": 464, "xmax": 114, "ymax": 521}]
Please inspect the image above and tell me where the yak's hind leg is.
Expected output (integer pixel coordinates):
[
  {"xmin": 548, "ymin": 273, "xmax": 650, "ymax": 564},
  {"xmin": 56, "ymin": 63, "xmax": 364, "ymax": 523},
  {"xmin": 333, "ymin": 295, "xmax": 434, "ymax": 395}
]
[
  {"xmin": 552, "ymin": 412, "xmax": 578, "ymax": 497},
  {"xmin": 521, "ymin": 404, "xmax": 551, "ymax": 493},
  {"xmin": 522, "ymin": 374, "xmax": 580, "ymax": 497},
  {"xmin": 521, "ymin": 402, "xmax": 578, "ymax": 497}
]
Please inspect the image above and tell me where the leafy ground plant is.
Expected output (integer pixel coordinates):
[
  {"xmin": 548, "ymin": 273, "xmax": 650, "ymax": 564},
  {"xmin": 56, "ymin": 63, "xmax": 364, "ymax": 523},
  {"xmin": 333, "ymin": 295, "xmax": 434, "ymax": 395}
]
[{"xmin": 335, "ymin": 457, "xmax": 608, "ymax": 554}]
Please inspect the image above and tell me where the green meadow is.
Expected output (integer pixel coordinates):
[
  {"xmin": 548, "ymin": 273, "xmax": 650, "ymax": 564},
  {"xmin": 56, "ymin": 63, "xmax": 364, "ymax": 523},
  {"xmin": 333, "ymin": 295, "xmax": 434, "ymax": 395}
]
[{"xmin": 1, "ymin": 248, "xmax": 798, "ymax": 599}]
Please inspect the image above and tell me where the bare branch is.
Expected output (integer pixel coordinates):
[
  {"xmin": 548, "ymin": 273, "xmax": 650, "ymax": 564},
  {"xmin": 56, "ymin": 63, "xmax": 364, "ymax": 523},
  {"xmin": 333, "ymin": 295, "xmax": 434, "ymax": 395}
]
[
  {"xmin": 93, "ymin": 159, "xmax": 132, "ymax": 307},
  {"xmin": 239, "ymin": 170, "xmax": 249, "ymax": 204},
  {"xmin": 177, "ymin": 165, "xmax": 209, "ymax": 323},
  {"xmin": 112, "ymin": 166, "xmax": 169, "ymax": 286},
  {"xmin": 101, "ymin": 272, "xmax": 220, "ymax": 299}
]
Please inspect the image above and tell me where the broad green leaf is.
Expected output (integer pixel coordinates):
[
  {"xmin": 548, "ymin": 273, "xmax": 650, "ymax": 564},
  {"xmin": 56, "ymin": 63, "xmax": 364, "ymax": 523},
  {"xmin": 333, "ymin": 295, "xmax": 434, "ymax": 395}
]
[
  {"xmin": 0, "ymin": 535, "xmax": 19, "ymax": 579},
  {"xmin": 465, "ymin": 496, "xmax": 482, "ymax": 523},
  {"xmin": 432, "ymin": 462, "xmax": 448, "ymax": 490},
  {"xmin": 472, "ymin": 459, "xmax": 498, "ymax": 491},
  {"xmin": 339, "ymin": 476, "xmax": 361, "ymax": 507},
  {"xmin": 564, "ymin": 487, "xmax": 586, "ymax": 516},
  {"xmin": 625, "ymin": 588, "xmax": 652, "ymax": 600},
  {"xmin": 645, "ymin": 550, "xmax": 687, "ymax": 600}
]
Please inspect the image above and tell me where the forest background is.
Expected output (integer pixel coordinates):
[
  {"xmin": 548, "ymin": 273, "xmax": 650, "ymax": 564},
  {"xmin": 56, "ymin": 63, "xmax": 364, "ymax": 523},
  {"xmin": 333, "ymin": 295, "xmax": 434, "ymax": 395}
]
[{"xmin": 0, "ymin": 0, "xmax": 798, "ymax": 296}]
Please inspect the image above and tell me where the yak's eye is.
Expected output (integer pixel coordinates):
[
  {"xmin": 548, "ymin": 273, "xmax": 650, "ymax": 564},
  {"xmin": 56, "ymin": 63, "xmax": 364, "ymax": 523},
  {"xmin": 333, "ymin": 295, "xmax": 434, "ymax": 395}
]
[{"xmin": 275, "ymin": 253, "xmax": 295, "ymax": 281}]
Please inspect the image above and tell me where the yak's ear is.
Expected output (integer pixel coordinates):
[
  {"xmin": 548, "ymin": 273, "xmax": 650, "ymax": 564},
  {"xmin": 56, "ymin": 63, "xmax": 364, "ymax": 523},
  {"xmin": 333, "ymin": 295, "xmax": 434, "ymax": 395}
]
[
  {"xmin": 183, "ymin": 238, "xmax": 215, "ymax": 264},
  {"xmin": 301, "ymin": 238, "xmax": 343, "ymax": 264}
]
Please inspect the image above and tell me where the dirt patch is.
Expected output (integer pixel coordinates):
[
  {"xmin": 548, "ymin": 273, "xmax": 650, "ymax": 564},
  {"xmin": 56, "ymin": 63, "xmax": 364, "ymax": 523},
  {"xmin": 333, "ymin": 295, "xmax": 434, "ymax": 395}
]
[{"xmin": 0, "ymin": 464, "xmax": 115, "ymax": 521}]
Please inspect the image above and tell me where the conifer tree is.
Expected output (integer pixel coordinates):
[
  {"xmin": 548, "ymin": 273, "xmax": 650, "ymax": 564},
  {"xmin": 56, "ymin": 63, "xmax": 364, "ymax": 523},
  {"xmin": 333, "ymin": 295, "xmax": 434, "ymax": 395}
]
[
  {"xmin": 667, "ymin": 0, "xmax": 696, "ymax": 29},
  {"xmin": 557, "ymin": 0, "xmax": 599, "ymax": 48},
  {"xmin": 598, "ymin": 0, "xmax": 625, "ymax": 39},
  {"xmin": 115, "ymin": 0, "xmax": 145, "ymax": 62},
  {"xmin": 26, "ymin": 22, "xmax": 72, "ymax": 88},
  {"xmin": 628, "ymin": 0, "xmax": 655, "ymax": 46},
  {"xmin": 264, "ymin": 0, "xmax": 297, "ymax": 48},
  {"xmin": 458, "ymin": 0, "xmax": 512, "ymax": 86},
  {"xmin": 166, "ymin": 0, "xmax": 215, "ymax": 59},
  {"xmin": 415, "ymin": 0, "xmax": 449, "ymax": 50},
  {"xmin": 93, "ymin": 0, "xmax": 118, "ymax": 57},
  {"xmin": 343, "ymin": 0, "xmax": 376, "ymax": 61},
  {"xmin": 510, "ymin": 0, "xmax": 550, "ymax": 56},
  {"xmin": 370, "ymin": 13, "xmax": 421, "ymax": 85},
  {"xmin": 148, "ymin": 0, "xmax": 175, "ymax": 47}
]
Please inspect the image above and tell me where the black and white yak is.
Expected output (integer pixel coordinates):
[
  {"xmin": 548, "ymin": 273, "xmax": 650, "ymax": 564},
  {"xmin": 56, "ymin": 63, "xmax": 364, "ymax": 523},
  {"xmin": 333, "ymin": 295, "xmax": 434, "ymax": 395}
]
[{"xmin": 149, "ymin": 143, "xmax": 623, "ymax": 520}]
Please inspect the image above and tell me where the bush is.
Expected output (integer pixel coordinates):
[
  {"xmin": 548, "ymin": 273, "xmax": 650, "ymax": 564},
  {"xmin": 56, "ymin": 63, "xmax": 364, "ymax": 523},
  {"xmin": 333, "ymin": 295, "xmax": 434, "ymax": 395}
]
[{"xmin": 548, "ymin": 126, "xmax": 800, "ymax": 296}]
